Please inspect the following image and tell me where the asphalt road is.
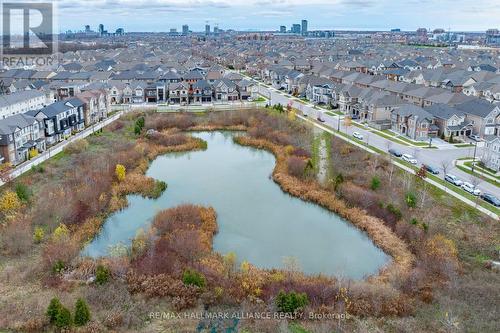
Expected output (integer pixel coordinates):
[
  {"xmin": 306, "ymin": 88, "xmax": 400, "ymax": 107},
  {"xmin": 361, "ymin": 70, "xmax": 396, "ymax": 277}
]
[{"xmin": 256, "ymin": 84, "xmax": 500, "ymax": 198}]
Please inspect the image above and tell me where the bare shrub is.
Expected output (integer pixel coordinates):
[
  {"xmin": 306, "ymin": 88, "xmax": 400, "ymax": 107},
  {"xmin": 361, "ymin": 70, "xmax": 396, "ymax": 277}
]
[
  {"xmin": 0, "ymin": 216, "xmax": 32, "ymax": 255},
  {"xmin": 64, "ymin": 138, "xmax": 89, "ymax": 154},
  {"xmin": 287, "ymin": 156, "xmax": 306, "ymax": 178},
  {"xmin": 148, "ymin": 132, "xmax": 188, "ymax": 146}
]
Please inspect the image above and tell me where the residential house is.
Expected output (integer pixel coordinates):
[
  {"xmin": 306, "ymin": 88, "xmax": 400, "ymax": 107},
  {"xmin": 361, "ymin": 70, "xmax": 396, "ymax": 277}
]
[
  {"xmin": 191, "ymin": 80, "xmax": 213, "ymax": 104},
  {"xmin": 77, "ymin": 90, "xmax": 109, "ymax": 125},
  {"xmin": 455, "ymin": 100, "xmax": 500, "ymax": 137},
  {"xmin": 214, "ymin": 79, "xmax": 239, "ymax": 103},
  {"xmin": 482, "ymin": 137, "xmax": 500, "ymax": 172},
  {"xmin": 391, "ymin": 104, "xmax": 438, "ymax": 140},
  {"xmin": 130, "ymin": 81, "xmax": 147, "ymax": 103},
  {"xmin": 29, "ymin": 98, "xmax": 85, "ymax": 145},
  {"xmin": 365, "ymin": 93, "xmax": 403, "ymax": 125},
  {"xmin": 108, "ymin": 81, "xmax": 127, "ymax": 104},
  {"xmin": 236, "ymin": 80, "xmax": 257, "ymax": 101},
  {"xmin": 0, "ymin": 90, "xmax": 47, "ymax": 119},
  {"xmin": 168, "ymin": 82, "xmax": 190, "ymax": 104},
  {"xmin": 0, "ymin": 113, "xmax": 45, "ymax": 165},
  {"xmin": 424, "ymin": 103, "xmax": 473, "ymax": 139}
]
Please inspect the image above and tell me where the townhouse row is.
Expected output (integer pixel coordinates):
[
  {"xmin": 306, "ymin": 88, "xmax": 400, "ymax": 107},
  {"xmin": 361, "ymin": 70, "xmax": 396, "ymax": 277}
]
[{"xmin": 0, "ymin": 90, "xmax": 109, "ymax": 165}]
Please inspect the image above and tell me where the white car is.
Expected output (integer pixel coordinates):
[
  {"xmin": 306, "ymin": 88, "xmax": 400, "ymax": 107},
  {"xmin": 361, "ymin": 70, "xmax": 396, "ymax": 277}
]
[
  {"xmin": 353, "ymin": 132, "xmax": 364, "ymax": 140},
  {"xmin": 247, "ymin": 97, "xmax": 253, "ymax": 102},
  {"xmin": 402, "ymin": 154, "xmax": 417, "ymax": 164},
  {"xmin": 461, "ymin": 182, "xmax": 481, "ymax": 196},
  {"xmin": 445, "ymin": 174, "xmax": 463, "ymax": 186}
]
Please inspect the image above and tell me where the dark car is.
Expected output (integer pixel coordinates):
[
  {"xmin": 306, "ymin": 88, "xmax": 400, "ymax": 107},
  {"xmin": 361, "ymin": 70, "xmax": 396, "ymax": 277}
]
[
  {"xmin": 388, "ymin": 149, "xmax": 402, "ymax": 157},
  {"xmin": 480, "ymin": 193, "xmax": 500, "ymax": 207},
  {"xmin": 423, "ymin": 164, "xmax": 440, "ymax": 175},
  {"xmin": 351, "ymin": 114, "xmax": 360, "ymax": 120}
]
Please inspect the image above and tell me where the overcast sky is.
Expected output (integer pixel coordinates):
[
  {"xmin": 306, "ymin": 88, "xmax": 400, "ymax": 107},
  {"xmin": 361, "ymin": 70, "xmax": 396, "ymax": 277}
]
[{"xmin": 53, "ymin": 0, "xmax": 499, "ymax": 33}]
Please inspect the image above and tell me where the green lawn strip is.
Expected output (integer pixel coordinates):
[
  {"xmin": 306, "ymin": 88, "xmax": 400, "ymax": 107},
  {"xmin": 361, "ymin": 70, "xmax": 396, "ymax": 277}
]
[
  {"xmin": 311, "ymin": 134, "xmax": 321, "ymax": 174},
  {"xmin": 454, "ymin": 143, "xmax": 474, "ymax": 148},
  {"xmin": 463, "ymin": 161, "xmax": 500, "ymax": 179},
  {"xmin": 455, "ymin": 164, "xmax": 500, "ymax": 187},
  {"xmin": 426, "ymin": 173, "xmax": 500, "ymax": 215},
  {"xmin": 352, "ymin": 122, "xmax": 369, "ymax": 130},
  {"xmin": 395, "ymin": 160, "xmax": 499, "ymax": 215},
  {"xmin": 253, "ymin": 96, "xmax": 267, "ymax": 102},
  {"xmin": 381, "ymin": 129, "xmax": 397, "ymax": 137},
  {"xmin": 371, "ymin": 129, "xmax": 412, "ymax": 146},
  {"xmin": 395, "ymin": 135, "xmax": 431, "ymax": 146},
  {"xmin": 325, "ymin": 111, "xmax": 343, "ymax": 116}
]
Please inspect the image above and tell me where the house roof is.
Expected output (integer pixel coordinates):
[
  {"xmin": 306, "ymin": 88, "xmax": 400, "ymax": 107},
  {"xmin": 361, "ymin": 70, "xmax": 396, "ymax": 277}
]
[
  {"xmin": 455, "ymin": 100, "xmax": 499, "ymax": 118},
  {"xmin": 0, "ymin": 113, "xmax": 37, "ymax": 135},
  {"xmin": 34, "ymin": 98, "xmax": 84, "ymax": 118},
  {"xmin": 424, "ymin": 103, "xmax": 465, "ymax": 120},
  {"xmin": 0, "ymin": 90, "xmax": 45, "ymax": 108},
  {"xmin": 393, "ymin": 104, "xmax": 435, "ymax": 121}
]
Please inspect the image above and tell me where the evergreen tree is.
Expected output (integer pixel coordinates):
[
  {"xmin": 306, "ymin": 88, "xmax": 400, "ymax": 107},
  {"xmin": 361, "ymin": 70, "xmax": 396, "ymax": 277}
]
[
  {"xmin": 74, "ymin": 298, "xmax": 91, "ymax": 326},
  {"xmin": 46, "ymin": 297, "xmax": 62, "ymax": 324},
  {"xmin": 55, "ymin": 305, "xmax": 72, "ymax": 328}
]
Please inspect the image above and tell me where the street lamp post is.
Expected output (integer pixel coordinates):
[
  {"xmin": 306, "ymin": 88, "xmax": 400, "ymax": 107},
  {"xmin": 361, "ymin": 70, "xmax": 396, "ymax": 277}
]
[{"xmin": 337, "ymin": 114, "xmax": 340, "ymax": 132}]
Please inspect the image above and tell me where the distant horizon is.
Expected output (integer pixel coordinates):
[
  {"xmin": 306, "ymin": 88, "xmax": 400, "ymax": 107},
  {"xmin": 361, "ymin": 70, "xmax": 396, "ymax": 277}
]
[
  {"xmin": 49, "ymin": 0, "xmax": 498, "ymax": 34},
  {"xmin": 60, "ymin": 27, "xmax": 492, "ymax": 35}
]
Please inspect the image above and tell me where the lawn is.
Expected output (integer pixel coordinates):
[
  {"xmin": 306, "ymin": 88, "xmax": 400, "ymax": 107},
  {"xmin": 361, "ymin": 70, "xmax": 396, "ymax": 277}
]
[
  {"xmin": 455, "ymin": 164, "xmax": 500, "ymax": 188},
  {"xmin": 464, "ymin": 161, "xmax": 499, "ymax": 179},
  {"xmin": 325, "ymin": 111, "xmax": 343, "ymax": 116}
]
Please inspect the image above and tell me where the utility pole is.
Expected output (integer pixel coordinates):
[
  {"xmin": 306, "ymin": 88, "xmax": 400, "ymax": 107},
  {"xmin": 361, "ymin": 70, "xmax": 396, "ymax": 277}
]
[{"xmin": 471, "ymin": 141, "xmax": 478, "ymax": 174}]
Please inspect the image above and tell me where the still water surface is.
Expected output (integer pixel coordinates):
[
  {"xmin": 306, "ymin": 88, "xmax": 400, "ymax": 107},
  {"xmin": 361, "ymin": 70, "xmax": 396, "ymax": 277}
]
[{"xmin": 83, "ymin": 132, "xmax": 389, "ymax": 279}]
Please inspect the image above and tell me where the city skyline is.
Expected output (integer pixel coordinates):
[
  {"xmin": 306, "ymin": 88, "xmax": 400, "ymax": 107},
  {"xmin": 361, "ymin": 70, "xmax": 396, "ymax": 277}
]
[{"xmin": 55, "ymin": 0, "xmax": 499, "ymax": 33}]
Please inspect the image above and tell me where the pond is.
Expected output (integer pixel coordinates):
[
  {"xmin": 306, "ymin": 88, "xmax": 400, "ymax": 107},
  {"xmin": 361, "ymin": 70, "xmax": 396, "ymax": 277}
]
[{"xmin": 83, "ymin": 132, "xmax": 389, "ymax": 279}]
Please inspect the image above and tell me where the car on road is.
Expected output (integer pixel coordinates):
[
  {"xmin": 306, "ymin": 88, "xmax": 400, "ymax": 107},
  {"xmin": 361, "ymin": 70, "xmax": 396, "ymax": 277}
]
[
  {"xmin": 353, "ymin": 132, "xmax": 364, "ymax": 140},
  {"xmin": 461, "ymin": 182, "xmax": 481, "ymax": 196},
  {"xmin": 351, "ymin": 114, "xmax": 360, "ymax": 120},
  {"xmin": 423, "ymin": 164, "xmax": 440, "ymax": 175},
  {"xmin": 388, "ymin": 149, "xmax": 402, "ymax": 157},
  {"xmin": 445, "ymin": 174, "xmax": 463, "ymax": 186},
  {"xmin": 317, "ymin": 114, "xmax": 325, "ymax": 122},
  {"xmin": 480, "ymin": 193, "xmax": 500, "ymax": 207},
  {"xmin": 468, "ymin": 134, "xmax": 482, "ymax": 141},
  {"xmin": 402, "ymin": 154, "xmax": 418, "ymax": 164},
  {"xmin": 247, "ymin": 97, "xmax": 253, "ymax": 102}
]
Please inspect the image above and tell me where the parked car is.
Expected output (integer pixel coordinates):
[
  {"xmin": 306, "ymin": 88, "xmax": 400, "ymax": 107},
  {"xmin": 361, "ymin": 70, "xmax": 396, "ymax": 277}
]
[
  {"xmin": 402, "ymin": 154, "xmax": 417, "ymax": 164},
  {"xmin": 445, "ymin": 174, "xmax": 463, "ymax": 186},
  {"xmin": 423, "ymin": 164, "xmax": 440, "ymax": 175},
  {"xmin": 351, "ymin": 114, "xmax": 360, "ymax": 120},
  {"xmin": 468, "ymin": 134, "xmax": 482, "ymax": 142},
  {"xmin": 461, "ymin": 182, "xmax": 481, "ymax": 196},
  {"xmin": 247, "ymin": 97, "xmax": 253, "ymax": 102},
  {"xmin": 388, "ymin": 149, "xmax": 402, "ymax": 157},
  {"xmin": 353, "ymin": 132, "xmax": 364, "ymax": 140},
  {"xmin": 317, "ymin": 114, "xmax": 325, "ymax": 122},
  {"xmin": 480, "ymin": 193, "xmax": 500, "ymax": 207}
]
